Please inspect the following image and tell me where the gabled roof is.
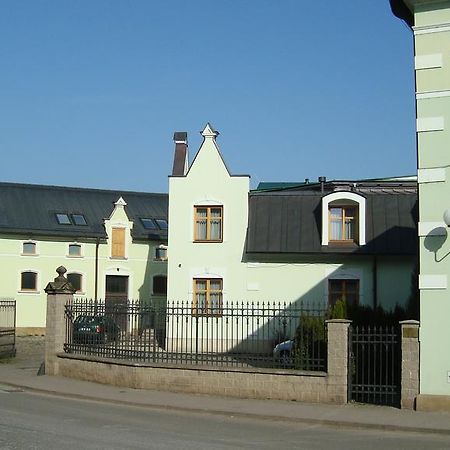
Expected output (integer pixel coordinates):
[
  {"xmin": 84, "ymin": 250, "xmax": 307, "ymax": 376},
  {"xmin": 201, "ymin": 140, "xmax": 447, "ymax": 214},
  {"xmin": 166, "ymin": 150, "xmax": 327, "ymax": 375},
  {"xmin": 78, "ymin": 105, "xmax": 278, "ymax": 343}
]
[
  {"xmin": 246, "ymin": 180, "xmax": 418, "ymax": 256},
  {"xmin": 0, "ymin": 182, "xmax": 168, "ymax": 241}
]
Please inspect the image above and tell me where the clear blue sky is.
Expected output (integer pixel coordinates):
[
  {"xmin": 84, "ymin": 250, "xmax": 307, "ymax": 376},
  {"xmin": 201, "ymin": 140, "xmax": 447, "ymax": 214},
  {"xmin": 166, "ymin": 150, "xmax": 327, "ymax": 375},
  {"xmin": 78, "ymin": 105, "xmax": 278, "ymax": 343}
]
[{"xmin": 0, "ymin": 0, "xmax": 415, "ymax": 193}]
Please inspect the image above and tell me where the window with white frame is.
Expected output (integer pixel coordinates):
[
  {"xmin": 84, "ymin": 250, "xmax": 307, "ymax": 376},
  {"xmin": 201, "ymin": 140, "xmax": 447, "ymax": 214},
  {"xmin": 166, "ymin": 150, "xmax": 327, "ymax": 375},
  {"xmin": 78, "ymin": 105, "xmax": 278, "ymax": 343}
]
[
  {"xmin": 22, "ymin": 242, "xmax": 36, "ymax": 255},
  {"xmin": 20, "ymin": 271, "xmax": 37, "ymax": 291},
  {"xmin": 68, "ymin": 244, "xmax": 82, "ymax": 257},
  {"xmin": 192, "ymin": 278, "xmax": 223, "ymax": 316},
  {"xmin": 155, "ymin": 245, "xmax": 168, "ymax": 261},
  {"xmin": 321, "ymin": 192, "xmax": 366, "ymax": 246},
  {"xmin": 67, "ymin": 273, "xmax": 83, "ymax": 293}
]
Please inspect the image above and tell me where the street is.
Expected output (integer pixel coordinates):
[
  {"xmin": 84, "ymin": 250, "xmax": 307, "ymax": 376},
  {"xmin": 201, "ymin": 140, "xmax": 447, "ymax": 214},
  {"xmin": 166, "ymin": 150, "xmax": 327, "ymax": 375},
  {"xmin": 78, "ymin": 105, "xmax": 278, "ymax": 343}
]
[{"xmin": 0, "ymin": 388, "xmax": 449, "ymax": 450}]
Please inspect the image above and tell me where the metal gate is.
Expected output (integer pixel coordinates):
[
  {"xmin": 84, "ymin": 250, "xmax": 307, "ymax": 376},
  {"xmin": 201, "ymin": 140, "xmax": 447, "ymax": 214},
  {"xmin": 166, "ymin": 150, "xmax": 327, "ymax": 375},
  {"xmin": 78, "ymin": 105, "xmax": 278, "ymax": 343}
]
[
  {"xmin": 349, "ymin": 325, "xmax": 401, "ymax": 407},
  {"xmin": 0, "ymin": 299, "xmax": 16, "ymax": 358}
]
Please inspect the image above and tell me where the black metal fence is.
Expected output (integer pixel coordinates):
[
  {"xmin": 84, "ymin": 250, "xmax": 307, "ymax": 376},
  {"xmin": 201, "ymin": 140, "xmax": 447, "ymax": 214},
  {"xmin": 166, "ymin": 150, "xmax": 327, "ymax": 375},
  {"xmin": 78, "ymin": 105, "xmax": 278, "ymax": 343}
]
[
  {"xmin": 349, "ymin": 325, "xmax": 401, "ymax": 407},
  {"xmin": 0, "ymin": 299, "xmax": 16, "ymax": 358},
  {"xmin": 64, "ymin": 299, "xmax": 328, "ymax": 371}
]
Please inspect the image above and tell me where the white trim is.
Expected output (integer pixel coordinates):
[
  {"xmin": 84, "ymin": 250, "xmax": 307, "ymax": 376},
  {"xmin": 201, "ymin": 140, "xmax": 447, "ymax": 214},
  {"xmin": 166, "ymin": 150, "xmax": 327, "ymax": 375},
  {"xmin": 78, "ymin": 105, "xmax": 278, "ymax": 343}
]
[
  {"xmin": 419, "ymin": 274, "xmax": 447, "ymax": 290},
  {"xmin": 417, "ymin": 117, "xmax": 444, "ymax": 132},
  {"xmin": 418, "ymin": 222, "xmax": 447, "ymax": 236},
  {"xmin": 21, "ymin": 240, "xmax": 38, "ymax": 256},
  {"xmin": 417, "ymin": 90, "xmax": 450, "ymax": 100},
  {"xmin": 417, "ymin": 167, "xmax": 446, "ymax": 183},
  {"xmin": 415, "ymin": 54, "xmax": 443, "ymax": 70},
  {"xmin": 321, "ymin": 192, "xmax": 366, "ymax": 246},
  {"xmin": 414, "ymin": 23, "xmax": 450, "ymax": 35}
]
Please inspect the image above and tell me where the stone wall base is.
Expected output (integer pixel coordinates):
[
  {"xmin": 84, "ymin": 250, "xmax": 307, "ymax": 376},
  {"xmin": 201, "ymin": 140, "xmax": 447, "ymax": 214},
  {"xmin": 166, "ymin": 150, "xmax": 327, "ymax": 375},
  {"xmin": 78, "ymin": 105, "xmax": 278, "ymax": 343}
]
[
  {"xmin": 416, "ymin": 394, "xmax": 450, "ymax": 412},
  {"xmin": 16, "ymin": 327, "xmax": 46, "ymax": 336},
  {"xmin": 57, "ymin": 354, "xmax": 347, "ymax": 404}
]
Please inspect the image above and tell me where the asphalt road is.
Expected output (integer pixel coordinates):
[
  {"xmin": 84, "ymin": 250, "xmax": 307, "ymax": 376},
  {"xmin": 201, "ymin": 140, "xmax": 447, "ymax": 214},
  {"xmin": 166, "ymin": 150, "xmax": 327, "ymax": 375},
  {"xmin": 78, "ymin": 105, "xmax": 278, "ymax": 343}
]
[{"xmin": 1, "ymin": 388, "xmax": 450, "ymax": 450}]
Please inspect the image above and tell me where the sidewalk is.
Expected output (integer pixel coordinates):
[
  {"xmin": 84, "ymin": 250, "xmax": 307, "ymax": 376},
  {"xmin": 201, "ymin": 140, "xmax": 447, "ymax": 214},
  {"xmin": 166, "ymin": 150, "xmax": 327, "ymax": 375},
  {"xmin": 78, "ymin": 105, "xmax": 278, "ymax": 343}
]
[{"xmin": 1, "ymin": 337, "xmax": 450, "ymax": 435}]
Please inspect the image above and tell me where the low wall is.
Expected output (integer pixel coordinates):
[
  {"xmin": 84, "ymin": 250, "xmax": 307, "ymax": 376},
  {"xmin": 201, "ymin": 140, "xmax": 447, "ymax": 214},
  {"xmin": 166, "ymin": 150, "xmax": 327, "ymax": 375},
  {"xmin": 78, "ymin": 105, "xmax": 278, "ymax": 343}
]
[{"xmin": 57, "ymin": 353, "xmax": 347, "ymax": 403}]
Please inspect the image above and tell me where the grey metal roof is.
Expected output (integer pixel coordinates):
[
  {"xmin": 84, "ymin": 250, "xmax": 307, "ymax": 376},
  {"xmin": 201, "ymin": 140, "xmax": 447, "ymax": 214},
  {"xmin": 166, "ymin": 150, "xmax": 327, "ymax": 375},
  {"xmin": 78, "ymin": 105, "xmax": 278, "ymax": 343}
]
[
  {"xmin": 246, "ymin": 189, "xmax": 418, "ymax": 256},
  {"xmin": 0, "ymin": 182, "xmax": 168, "ymax": 241}
]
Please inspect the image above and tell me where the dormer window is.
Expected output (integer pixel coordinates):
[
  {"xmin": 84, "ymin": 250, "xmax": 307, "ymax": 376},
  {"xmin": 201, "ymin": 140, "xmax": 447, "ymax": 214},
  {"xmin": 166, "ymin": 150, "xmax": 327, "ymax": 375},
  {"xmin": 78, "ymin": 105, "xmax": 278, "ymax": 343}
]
[
  {"xmin": 321, "ymin": 192, "xmax": 366, "ymax": 246},
  {"xmin": 56, "ymin": 213, "xmax": 71, "ymax": 225},
  {"xmin": 329, "ymin": 205, "xmax": 358, "ymax": 242}
]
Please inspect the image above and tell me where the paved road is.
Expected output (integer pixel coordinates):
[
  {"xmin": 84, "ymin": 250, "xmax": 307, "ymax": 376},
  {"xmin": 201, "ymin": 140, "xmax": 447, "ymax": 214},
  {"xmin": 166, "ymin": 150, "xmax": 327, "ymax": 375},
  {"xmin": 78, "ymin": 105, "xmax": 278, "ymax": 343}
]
[{"xmin": 1, "ymin": 388, "xmax": 450, "ymax": 450}]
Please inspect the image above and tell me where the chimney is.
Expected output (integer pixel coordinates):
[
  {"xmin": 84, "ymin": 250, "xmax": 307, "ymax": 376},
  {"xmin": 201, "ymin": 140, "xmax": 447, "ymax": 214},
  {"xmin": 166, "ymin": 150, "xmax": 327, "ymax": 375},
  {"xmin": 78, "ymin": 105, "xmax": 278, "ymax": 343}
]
[
  {"xmin": 172, "ymin": 132, "xmax": 188, "ymax": 176},
  {"xmin": 318, "ymin": 176, "xmax": 326, "ymax": 193}
]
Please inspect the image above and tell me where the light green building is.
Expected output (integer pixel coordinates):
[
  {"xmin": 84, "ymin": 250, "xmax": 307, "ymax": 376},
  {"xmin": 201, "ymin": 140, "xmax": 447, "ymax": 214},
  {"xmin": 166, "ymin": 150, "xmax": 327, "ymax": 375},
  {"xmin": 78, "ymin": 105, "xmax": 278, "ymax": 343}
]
[
  {"xmin": 0, "ymin": 183, "xmax": 168, "ymax": 334},
  {"xmin": 168, "ymin": 124, "xmax": 417, "ymax": 339},
  {"xmin": 392, "ymin": 0, "xmax": 450, "ymax": 409}
]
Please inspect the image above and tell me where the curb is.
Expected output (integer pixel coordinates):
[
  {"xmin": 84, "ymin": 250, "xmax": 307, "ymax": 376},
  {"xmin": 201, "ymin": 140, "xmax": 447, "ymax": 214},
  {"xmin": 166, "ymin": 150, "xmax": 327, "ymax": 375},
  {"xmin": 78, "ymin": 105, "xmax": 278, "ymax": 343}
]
[{"xmin": 1, "ymin": 380, "xmax": 450, "ymax": 437}]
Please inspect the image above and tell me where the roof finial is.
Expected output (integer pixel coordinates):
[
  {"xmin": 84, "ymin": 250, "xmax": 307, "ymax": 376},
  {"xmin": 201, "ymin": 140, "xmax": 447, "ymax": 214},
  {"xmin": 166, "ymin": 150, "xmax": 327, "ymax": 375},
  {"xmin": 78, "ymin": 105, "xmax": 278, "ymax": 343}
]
[{"xmin": 201, "ymin": 123, "xmax": 219, "ymax": 139}]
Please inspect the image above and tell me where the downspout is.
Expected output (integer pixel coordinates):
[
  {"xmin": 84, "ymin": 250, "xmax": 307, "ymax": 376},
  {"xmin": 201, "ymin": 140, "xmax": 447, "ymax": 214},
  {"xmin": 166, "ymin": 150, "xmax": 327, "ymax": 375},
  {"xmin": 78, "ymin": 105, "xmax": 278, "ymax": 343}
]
[
  {"xmin": 95, "ymin": 238, "xmax": 100, "ymax": 301},
  {"xmin": 373, "ymin": 256, "xmax": 378, "ymax": 309}
]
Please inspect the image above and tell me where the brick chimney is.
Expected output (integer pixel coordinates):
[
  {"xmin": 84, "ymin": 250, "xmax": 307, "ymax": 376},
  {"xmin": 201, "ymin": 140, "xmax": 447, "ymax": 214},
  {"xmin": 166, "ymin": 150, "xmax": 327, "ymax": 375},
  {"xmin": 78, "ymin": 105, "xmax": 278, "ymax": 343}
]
[{"xmin": 172, "ymin": 132, "xmax": 188, "ymax": 176}]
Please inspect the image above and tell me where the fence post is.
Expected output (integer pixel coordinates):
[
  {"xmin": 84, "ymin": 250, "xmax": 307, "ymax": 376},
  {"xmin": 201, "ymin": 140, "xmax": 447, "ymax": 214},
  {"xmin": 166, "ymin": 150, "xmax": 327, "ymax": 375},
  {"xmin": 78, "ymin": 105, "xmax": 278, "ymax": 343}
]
[
  {"xmin": 326, "ymin": 319, "xmax": 352, "ymax": 404},
  {"xmin": 400, "ymin": 320, "xmax": 420, "ymax": 410},
  {"xmin": 44, "ymin": 266, "xmax": 75, "ymax": 375}
]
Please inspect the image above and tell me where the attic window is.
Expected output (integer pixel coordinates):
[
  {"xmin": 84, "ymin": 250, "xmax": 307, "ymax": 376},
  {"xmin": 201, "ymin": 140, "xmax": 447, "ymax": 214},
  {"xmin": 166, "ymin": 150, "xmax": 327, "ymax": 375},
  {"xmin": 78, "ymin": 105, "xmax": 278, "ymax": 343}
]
[
  {"xmin": 56, "ymin": 213, "xmax": 71, "ymax": 225},
  {"xmin": 55, "ymin": 213, "xmax": 87, "ymax": 226},
  {"xmin": 72, "ymin": 214, "xmax": 87, "ymax": 226},
  {"xmin": 140, "ymin": 218, "xmax": 168, "ymax": 230}
]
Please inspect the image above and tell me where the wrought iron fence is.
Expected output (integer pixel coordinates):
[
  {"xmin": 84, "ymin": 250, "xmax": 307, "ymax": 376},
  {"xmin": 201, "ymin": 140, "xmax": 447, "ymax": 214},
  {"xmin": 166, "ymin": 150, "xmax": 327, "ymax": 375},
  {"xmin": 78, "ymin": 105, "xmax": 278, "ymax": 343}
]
[
  {"xmin": 0, "ymin": 299, "xmax": 16, "ymax": 358},
  {"xmin": 64, "ymin": 299, "xmax": 328, "ymax": 371}
]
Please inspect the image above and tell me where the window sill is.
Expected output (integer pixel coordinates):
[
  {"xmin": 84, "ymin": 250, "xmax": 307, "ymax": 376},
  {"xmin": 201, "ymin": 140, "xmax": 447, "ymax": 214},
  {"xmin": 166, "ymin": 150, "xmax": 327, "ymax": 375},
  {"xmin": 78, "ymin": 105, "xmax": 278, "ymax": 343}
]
[
  {"xmin": 18, "ymin": 290, "xmax": 40, "ymax": 295},
  {"xmin": 193, "ymin": 240, "xmax": 223, "ymax": 244},
  {"xmin": 66, "ymin": 255, "xmax": 84, "ymax": 258},
  {"xmin": 154, "ymin": 258, "xmax": 168, "ymax": 262},
  {"xmin": 21, "ymin": 253, "xmax": 39, "ymax": 257},
  {"xmin": 110, "ymin": 256, "xmax": 128, "ymax": 260}
]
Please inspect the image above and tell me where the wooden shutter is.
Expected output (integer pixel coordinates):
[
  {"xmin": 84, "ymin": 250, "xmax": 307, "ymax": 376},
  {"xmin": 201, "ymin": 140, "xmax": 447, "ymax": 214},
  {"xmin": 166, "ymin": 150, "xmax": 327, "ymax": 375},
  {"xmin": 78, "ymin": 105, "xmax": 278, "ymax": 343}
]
[{"xmin": 112, "ymin": 228, "xmax": 125, "ymax": 257}]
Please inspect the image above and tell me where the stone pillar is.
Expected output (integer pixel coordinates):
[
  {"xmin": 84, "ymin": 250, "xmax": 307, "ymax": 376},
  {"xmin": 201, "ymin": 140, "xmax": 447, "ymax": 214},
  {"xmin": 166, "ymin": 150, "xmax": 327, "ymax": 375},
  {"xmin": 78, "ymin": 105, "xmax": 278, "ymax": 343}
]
[
  {"xmin": 400, "ymin": 320, "xmax": 420, "ymax": 410},
  {"xmin": 326, "ymin": 319, "xmax": 352, "ymax": 404},
  {"xmin": 44, "ymin": 266, "xmax": 75, "ymax": 376}
]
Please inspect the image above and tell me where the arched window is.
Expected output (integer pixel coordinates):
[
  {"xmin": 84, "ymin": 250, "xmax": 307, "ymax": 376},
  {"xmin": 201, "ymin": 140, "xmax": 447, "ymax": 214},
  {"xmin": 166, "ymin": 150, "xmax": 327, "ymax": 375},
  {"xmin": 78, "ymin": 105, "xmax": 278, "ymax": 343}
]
[
  {"xmin": 21, "ymin": 271, "xmax": 37, "ymax": 291},
  {"xmin": 67, "ymin": 273, "xmax": 82, "ymax": 293}
]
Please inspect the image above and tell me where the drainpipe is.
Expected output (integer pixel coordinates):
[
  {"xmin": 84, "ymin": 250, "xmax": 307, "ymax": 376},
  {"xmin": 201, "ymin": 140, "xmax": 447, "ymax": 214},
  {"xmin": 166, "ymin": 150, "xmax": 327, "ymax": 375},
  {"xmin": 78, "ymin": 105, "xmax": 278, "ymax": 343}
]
[
  {"xmin": 95, "ymin": 238, "xmax": 100, "ymax": 301},
  {"xmin": 373, "ymin": 256, "xmax": 378, "ymax": 309}
]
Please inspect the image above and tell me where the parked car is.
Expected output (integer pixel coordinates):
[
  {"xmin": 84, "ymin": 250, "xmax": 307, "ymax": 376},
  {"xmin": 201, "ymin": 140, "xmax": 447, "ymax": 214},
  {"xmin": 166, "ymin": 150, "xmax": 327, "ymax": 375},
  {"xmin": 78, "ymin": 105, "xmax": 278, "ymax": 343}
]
[
  {"xmin": 273, "ymin": 339, "xmax": 295, "ymax": 366},
  {"xmin": 72, "ymin": 315, "xmax": 120, "ymax": 345}
]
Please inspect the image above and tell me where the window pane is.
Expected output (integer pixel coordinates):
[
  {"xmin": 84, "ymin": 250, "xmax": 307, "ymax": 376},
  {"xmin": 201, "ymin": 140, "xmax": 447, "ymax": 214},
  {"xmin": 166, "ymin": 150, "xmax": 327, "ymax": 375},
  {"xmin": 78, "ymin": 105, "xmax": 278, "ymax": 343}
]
[
  {"xmin": 196, "ymin": 219, "xmax": 207, "ymax": 240},
  {"xmin": 67, "ymin": 273, "xmax": 82, "ymax": 292},
  {"xmin": 153, "ymin": 276, "xmax": 167, "ymax": 295},
  {"xmin": 155, "ymin": 219, "xmax": 168, "ymax": 230},
  {"xmin": 21, "ymin": 272, "xmax": 37, "ymax": 290},
  {"xmin": 23, "ymin": 242, "xmax": 36, "ymax": 254},
  {"xmin": 72, "ymin": 214, "xmax": 87, "ymax": 226},
  {"xmin": 69, "ymin": 244, "xmax": 81, "ymax": 256},
  {"xmin": 141, "ymin": 218, "xmax": 158, "ymax": 230},
  {"xmin": 155, "ymin": 247, "xmax": 167, "ymax": 260},
  {"xmin": 56, "ymin": 213, "xmax": 71, "ymax": 225}
]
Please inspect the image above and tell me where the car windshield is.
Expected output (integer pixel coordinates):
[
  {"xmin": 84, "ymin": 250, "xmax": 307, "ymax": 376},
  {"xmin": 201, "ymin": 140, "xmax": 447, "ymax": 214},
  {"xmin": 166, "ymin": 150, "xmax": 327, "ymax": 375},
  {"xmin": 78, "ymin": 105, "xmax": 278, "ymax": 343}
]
[{"xmin": 74, "ymin": 316, "xmax": 100, "ymax": 325}]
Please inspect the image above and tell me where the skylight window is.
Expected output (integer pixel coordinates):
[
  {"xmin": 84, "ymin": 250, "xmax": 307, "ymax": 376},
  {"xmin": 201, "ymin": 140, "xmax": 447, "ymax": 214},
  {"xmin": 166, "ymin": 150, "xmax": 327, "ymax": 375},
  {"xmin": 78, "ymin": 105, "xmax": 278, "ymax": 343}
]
[
  {"xmin": 155, "ymin": 219, "xmax": 168, "ymax": 230},
  {"xmin": 72, "ymin": 214, "xmax": 87, "ymax": 226},
  {"xmin": 141, "ymin": 218, "xmax": 158, "ymax": 230},
  {"xmin": 56, "ymin": 213, "xmax": 71, "ymax": 225},
  {"xmin": 140, "ymin": 218, "xmax": 169, "ymax": 231}
]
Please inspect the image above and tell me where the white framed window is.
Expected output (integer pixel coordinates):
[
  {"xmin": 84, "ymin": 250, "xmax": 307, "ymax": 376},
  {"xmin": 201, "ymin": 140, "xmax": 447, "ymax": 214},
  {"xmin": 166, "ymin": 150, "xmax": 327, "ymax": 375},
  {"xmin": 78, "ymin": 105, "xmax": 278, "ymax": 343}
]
[
  {"xmin": 321, "ymin": 192, "xmax": 366, "ymax": 246},
  {"xmin": 20, "ymin": 271, "xmax": 38, "ymax": 292},
  {"xmin": 155, "ymin": 245, "xmax": 168, "ymax": 261},
  {"xmin": 22, "ymin": 241, "xmax": 37, "ymax": 255},
  {"xmin": 68, "ymin": 243, "xmax": 82, "ymax": 257}
]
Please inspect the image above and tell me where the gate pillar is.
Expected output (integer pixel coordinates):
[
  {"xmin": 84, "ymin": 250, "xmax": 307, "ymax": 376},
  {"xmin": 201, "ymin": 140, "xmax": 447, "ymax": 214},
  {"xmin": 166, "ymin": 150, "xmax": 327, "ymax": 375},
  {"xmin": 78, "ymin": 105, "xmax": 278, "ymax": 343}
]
[
  {"xmin": 326, "ymin": 319, "xmax": 352, "ymax": 404},
  {"xmin": 44, "ymin": 266, "xmax": 75, "ymax": 375},
  {"xmin": 400, "ymin": 320, "xmax": 420, "ymax": 410}
]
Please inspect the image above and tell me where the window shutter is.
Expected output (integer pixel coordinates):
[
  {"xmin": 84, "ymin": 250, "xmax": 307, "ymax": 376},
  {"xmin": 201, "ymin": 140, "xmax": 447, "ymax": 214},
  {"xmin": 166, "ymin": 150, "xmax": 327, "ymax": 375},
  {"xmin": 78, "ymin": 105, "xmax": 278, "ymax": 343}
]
[{"xmin": 112, "ymin": 228, "xmax": 125, "ymax": 257}]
